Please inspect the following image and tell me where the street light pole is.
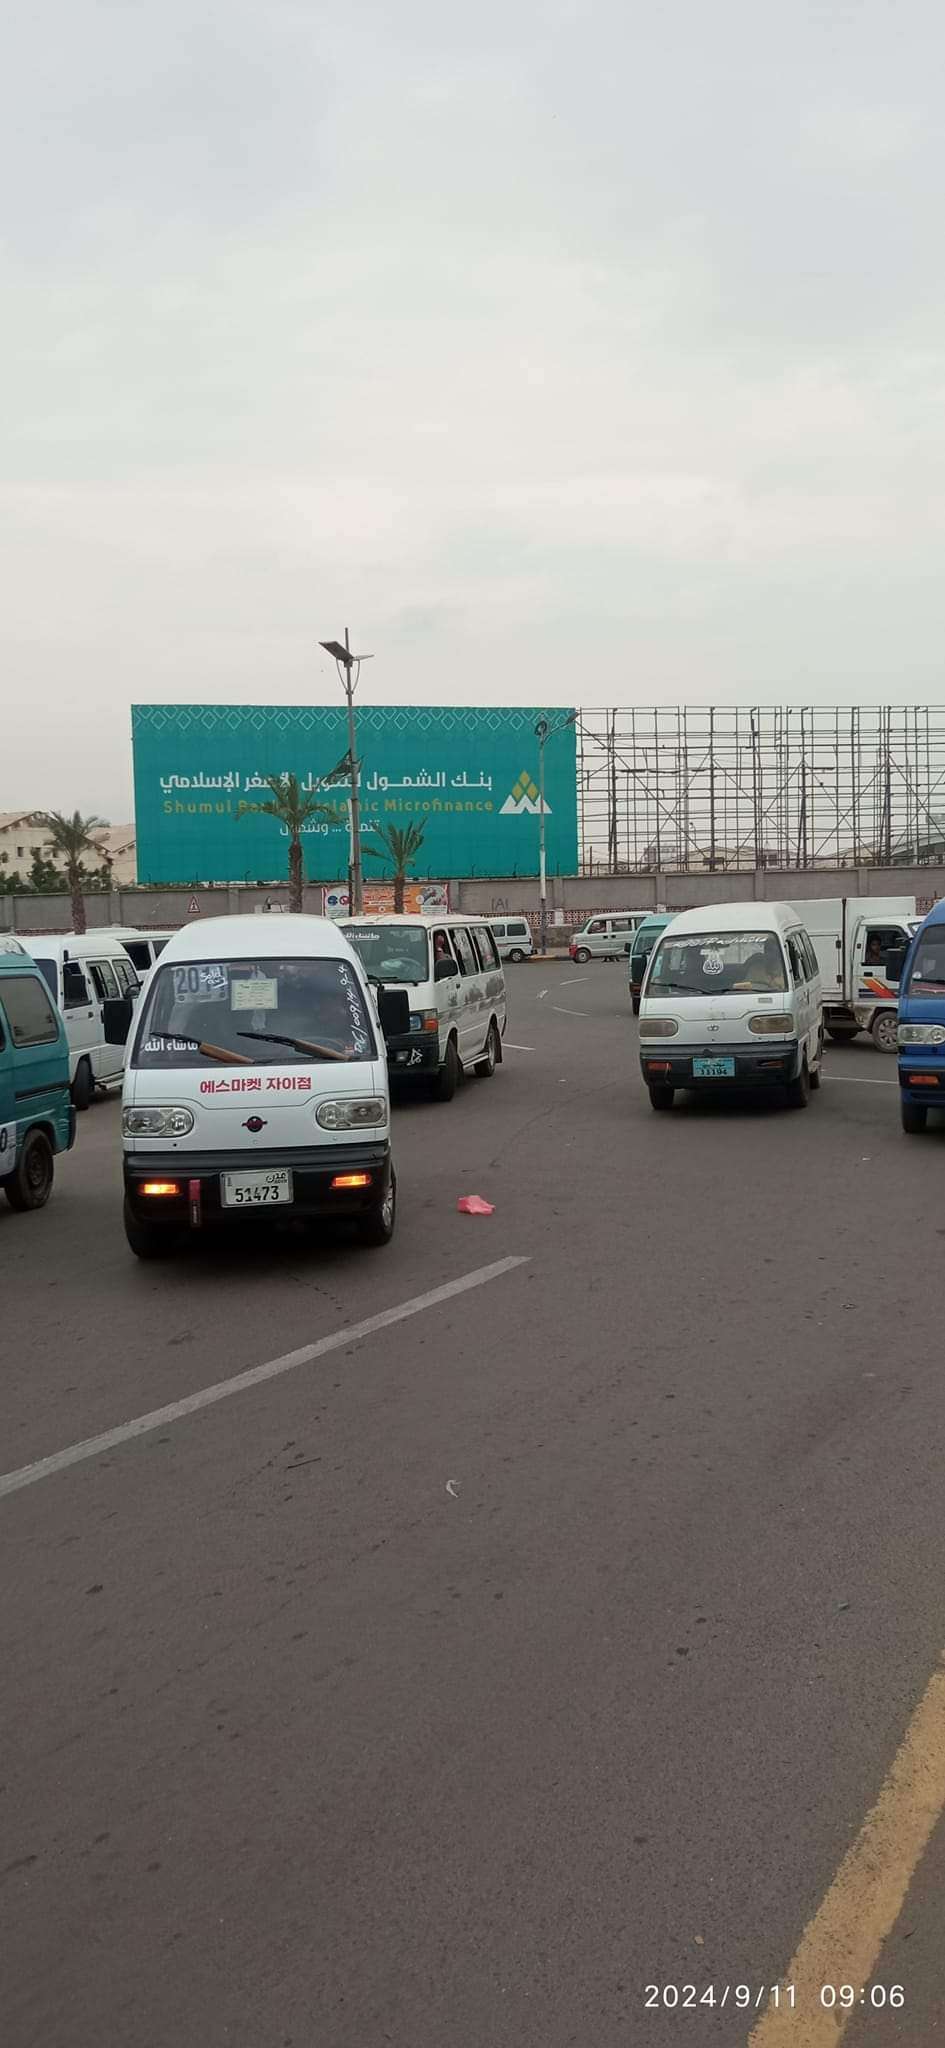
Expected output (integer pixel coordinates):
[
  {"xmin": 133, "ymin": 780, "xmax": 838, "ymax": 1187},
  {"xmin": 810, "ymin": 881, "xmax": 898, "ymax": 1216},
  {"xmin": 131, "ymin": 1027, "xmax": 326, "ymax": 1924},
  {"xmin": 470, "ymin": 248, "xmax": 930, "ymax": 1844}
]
[
  {"xmin": 320, "ymin": 630, "xmax": 373, "ymax": 916},
  {"xmin": 534, "ymin": 710, "xmax": 577, "ymax": 957},
  {"xmin": 536, "ymin": 719, "xmax": 549, "ymax": 956},
  {"xmin": 343, "ymin": 628, "xmax": 364, "ymax": 914}
]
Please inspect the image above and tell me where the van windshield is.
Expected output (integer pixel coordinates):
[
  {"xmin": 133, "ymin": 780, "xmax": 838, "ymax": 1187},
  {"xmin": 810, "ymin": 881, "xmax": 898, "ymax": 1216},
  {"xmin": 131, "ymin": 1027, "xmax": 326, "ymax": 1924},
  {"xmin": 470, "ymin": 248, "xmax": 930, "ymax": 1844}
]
[
  {"xmin": 648, "ymin": 931, "xmax": 788, "ymax": 996},
  {"xmin": 905, "ymin": 932, "xmax": 945, "ymax": 993},
  {"xmin": 133, "ymin": 957, "xmax": 376, "ymax": 1068},
  {"xmin": 341, "ymin": 924, "xmax": 429, "ymax": 986}
]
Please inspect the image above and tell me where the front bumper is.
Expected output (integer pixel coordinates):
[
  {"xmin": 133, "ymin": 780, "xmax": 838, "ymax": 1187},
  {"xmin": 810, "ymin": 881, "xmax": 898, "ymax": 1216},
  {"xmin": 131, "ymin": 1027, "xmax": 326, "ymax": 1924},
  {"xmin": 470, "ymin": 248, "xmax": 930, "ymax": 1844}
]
[
  {"xmin": 385, "ymin": 1031, "xmax": 440, "ymax": 1074},
  {"xmin": 123, "ymin": 1140, "xmax": 391, "ymax": 1227},
  {"xmin": 898, "ymin": 1055, "xmax": 945, "ymax": 1103},
  {"xmin": 639, "ymin": 1040, "xmax": 802, "ymax": 1090}
]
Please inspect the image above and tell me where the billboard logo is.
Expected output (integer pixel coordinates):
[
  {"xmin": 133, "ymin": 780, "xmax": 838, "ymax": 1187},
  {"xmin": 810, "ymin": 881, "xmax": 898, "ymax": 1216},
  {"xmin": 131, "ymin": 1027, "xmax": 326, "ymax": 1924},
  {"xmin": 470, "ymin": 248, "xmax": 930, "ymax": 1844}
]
[{"xmin": 500, "ymin": 771, "xmax": 549, "ymax": 817}]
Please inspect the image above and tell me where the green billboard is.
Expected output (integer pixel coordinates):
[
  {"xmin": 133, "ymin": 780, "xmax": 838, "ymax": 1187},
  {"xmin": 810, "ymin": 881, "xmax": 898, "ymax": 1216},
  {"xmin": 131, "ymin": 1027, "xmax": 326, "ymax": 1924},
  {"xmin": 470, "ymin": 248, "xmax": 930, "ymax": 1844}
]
[{"xmin": 132, "ymin": 704, "xmax": 579, "ymax": 885}]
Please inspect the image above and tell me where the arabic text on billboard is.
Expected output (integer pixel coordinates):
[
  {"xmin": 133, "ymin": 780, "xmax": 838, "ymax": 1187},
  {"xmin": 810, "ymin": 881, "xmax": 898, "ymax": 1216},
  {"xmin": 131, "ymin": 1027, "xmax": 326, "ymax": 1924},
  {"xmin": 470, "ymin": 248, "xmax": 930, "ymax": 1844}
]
[{"xmin": 132, "ymin": 706, "xmax": 579, "ymax": 884}]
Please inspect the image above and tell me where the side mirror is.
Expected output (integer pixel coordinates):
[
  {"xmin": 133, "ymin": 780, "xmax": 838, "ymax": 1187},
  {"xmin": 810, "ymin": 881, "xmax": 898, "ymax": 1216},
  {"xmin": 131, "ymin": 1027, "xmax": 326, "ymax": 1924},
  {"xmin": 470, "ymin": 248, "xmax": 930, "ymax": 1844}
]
[
  {"xmin": 434, "ymin": 956, "xmax": 459, "ymax": 982},
  {"xmin": 103, "ymin": 994, "xmax": 134, "ymax": 1046},
  {"xmin": 377, "ymin": 988, "xmax": 410, "ymax": 1039},
  {"xmin": 884, "ymin": 947, "xmax": 907, "ymax": 982}
]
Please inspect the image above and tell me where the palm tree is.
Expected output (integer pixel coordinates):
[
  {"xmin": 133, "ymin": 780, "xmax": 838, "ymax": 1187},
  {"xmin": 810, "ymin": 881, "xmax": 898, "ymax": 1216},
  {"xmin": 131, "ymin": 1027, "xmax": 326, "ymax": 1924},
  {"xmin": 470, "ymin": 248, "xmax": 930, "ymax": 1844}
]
[
  {"xmin": 365, "ymin": 821, "xmax": 427, "ymax": 912},
  {"xmin": 237, "ymin": 772, "xmax": 344, "ymax": 911},
  {"xmin": 40, "ymin": 811, "xmax": 110, "ymax": 933}
]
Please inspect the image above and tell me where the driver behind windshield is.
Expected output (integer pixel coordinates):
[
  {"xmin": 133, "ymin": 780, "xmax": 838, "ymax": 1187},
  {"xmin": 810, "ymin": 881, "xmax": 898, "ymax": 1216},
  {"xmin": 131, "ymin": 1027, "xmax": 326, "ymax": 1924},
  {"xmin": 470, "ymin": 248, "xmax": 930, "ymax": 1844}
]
[{"xmin": 731, "ymin": 936, "xmax": 787, "ymax": 993}]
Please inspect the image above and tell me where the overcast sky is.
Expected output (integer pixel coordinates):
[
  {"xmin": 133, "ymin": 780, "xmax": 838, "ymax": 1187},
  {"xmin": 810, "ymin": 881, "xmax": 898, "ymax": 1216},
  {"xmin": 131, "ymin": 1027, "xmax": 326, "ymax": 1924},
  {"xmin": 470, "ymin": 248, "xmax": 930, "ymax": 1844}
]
[{"xmin": 3, "ymin": 0, "xmax": 944, "ymax": 819}]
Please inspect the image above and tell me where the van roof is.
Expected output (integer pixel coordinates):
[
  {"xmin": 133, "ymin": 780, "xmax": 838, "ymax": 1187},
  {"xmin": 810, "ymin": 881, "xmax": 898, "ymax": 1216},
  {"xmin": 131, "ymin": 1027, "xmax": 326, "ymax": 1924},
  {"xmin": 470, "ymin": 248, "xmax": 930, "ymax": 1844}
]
[
  {"xmin": 660, "ymin": 901, "xmax": 808, "ymax": 937},
  {"xmin": 0, "ymin": 936, "xmax": 32, "ymax": 967},
  {"xmin": 83, "ymin": 925, "xmax": 178, "ymax": 942},
  {"xmin": 20, "ymin": 931, "xmax": 141, "ymax": 961},
  {"xmin": 155, "ymin": 913, "xmax": 358, "ymax": 962},
  {"xmin": 341, "ymin": 912, "xmax": 484, "ymax": 927}
]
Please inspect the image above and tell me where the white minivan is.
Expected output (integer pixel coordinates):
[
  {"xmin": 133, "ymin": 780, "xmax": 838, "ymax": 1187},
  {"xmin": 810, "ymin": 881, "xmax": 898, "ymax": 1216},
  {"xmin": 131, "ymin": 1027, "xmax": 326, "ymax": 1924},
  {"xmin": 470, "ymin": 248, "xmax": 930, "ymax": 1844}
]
[
  {"xmin": 490, "ymin": 918, "xmax": 534, "ymax": 962},
  {"xmin": 569, "ymin": 913, "xmax": 649, "ymax": 963},
  {"xmin": 341, "ymin": 913, "xmax": 507, "ymax": 1101},
  {"xmin": 28, "ymin": 933, "xmax": 141, "ymax": 1110},
  {"xmin": 121, "ymin": 914, "xmax": 408, "ymax": 1258},
  {"xmin": 638, "ymin": 901, "xmax": 823, "ymax": 1112}
]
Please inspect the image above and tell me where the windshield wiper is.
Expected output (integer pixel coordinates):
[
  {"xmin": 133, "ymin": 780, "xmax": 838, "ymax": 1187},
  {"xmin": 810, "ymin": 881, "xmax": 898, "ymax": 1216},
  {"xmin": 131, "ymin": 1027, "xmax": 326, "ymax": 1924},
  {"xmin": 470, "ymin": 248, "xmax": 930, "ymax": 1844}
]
[
  {"xmin": 655, "ymin": 980, "xmax": 711, "ymax": 995},
  {"xmin": 146, "ymin": 1032, "xmax": 253, "ymax": 1066},
  {"xmin": 237, "ymin": 1030, "xmax": 355, "ymax": 1062}
]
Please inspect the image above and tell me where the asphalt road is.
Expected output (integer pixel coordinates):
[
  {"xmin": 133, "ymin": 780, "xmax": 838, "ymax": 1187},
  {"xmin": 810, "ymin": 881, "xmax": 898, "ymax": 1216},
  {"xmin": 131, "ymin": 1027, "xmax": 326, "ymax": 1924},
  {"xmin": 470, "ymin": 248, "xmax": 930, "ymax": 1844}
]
[{"xmin": 3, "ymin": 965, "xmax": 945, "ymax": 2047}]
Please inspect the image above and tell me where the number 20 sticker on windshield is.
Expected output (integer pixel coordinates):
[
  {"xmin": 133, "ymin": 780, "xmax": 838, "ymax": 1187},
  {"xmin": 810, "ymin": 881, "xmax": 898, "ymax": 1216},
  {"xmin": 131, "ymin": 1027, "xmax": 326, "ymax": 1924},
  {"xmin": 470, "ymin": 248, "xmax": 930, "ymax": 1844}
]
[{"xmin": 172, "ymin": 964, "xmax": 229, "ymax": 1002}]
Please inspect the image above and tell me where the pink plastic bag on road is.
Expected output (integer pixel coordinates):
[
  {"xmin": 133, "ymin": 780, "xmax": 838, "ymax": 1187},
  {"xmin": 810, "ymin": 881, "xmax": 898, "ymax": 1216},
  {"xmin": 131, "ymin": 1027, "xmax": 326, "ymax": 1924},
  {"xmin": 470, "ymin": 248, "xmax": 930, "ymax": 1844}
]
[{"xmin": 457, "ymin": 1195, "xmax": 495, "ymax": 1216}]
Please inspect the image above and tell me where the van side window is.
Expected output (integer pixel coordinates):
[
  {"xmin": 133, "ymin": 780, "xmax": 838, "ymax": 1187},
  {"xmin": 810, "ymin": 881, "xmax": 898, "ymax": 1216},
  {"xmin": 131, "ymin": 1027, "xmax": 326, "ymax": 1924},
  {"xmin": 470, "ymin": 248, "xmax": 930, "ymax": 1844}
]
[
  {"xmin": 450, "ymin": 928, "xmax": 479, "ymax": 977},
  {"xmin": 62, "ymin": 962, "xmax": 90, "ymax": 1009},
  {"xmin": 124, "ymin": 941, "xmax": 150, "ymax": 972},
  {"xmin": 588, "ymin": 919, "xmax": 605, "ymax": 934},
  {"xmin": 801, "ymin": 932, "xmax": 818, "ymax": 980},
  {"xmin": 114, "ymin": 958, "xmax": 139, "ymax": 996},
  {"xmin": 472, "ymin": 927, "xmax": 500, "ymax": 972},
  {"xmin": 0, "ymin": 974, "xmax": 59, "ymax": 1046},
  {"xmin": 508, "ymin": 921, "xmax": 529, "ymax": 938},
  {"xmin": 491, "ymin": 923, "xmax": 506, "ymax": 939},
  {"xmin": 787, "ymin": 936, "xmax": 805, "ymax": 987},
  {"xmin": 89, "ymin": 959, "xmax": 120, "ymax": 1001}
]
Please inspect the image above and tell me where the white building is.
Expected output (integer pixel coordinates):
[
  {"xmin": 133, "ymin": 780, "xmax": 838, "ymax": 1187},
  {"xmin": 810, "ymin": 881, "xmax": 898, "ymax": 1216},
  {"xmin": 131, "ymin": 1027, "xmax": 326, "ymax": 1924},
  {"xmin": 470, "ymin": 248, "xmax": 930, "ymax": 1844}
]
[{"xmin": 0, "ymin": 813, "xmax": 137, "ymax": 888}]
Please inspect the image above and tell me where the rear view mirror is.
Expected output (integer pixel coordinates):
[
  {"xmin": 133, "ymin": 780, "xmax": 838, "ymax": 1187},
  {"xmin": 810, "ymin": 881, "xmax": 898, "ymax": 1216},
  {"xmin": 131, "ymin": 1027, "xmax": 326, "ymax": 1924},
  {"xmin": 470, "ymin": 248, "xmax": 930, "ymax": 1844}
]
[
  {"xmin": 377, "ymin": 988, "xmax": 410, "ymax": 1039},
  {"xmin": 434, "ymin": 956, "xmax": 459, "ymax": 982},
  {"xmin": 884, "ymin": 947, "xmax": 907, "ymax": 982},
  {"xmin": 103, "ymin": 994, "xmax": 134, "ymax": 1046}
]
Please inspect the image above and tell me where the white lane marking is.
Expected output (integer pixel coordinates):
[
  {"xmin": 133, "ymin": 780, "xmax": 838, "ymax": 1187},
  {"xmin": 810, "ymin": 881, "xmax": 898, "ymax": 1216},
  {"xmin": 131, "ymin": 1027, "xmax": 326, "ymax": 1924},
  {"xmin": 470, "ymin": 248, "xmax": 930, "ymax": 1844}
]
[
  {"xmin": 823, "ymin": 1072, "xmax": 897, "ymax": 1087},
  {"xmin": 537, "ymin": 988, "xmax": 548, "ymax": 1000},
  {"xmin": 0, "ymin": 1258, "xmax": 529, "ymax": 1502},
  {"xmin": 552, "ymin": 1005, "xmax": 588, "ymax": 1018},
  {"xmin": 445, "ymin": 1480, "xmax": 460, "ymax": 1498},
  {"xmin": 504, "ymin": 1042, "xmax": 536, "ymax": 1052},
  {"xmin": 560, "ymin": 976, "xmax": 589, "ymax": 985}
]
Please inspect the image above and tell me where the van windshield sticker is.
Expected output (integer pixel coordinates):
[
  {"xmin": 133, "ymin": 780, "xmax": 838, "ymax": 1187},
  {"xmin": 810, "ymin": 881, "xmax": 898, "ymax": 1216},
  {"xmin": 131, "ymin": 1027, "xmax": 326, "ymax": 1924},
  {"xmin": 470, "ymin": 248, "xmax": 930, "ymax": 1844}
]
[
  {"xmin": 338, "ymin": 963, "xmax": 371, "ymax": 1055},
  {"xmin": 172, "ymin": 964, "xmax": 229, "ymax": 1002},
  {"xmin": 702, "ymin": 950, "xmax": 725, "ymax": 976},
  {"xmin": 231, "ymin": 975, "xmax": 278, "ymax": 1011},
  {"xmin": 143, "ymin": 1036, "xmax": 199, "ymax": 1055}
]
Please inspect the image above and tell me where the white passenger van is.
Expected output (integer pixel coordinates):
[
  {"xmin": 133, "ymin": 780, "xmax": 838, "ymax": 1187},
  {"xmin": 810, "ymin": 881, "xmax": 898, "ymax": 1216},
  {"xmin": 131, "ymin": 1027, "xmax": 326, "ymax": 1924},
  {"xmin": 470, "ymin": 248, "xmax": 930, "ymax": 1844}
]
[
  {"xmin": 341, "ymin": 913, "xmax": 507, "ymax": 1101},
  {"xmin": 121, "ymin": 914, "xmax": 408, "ymax": 1258},
  {"xmin": 85, "ymin": 926, "xmax": 177, "ymax": 976},
  {"xmin": 27, "ymin": 932, "xmax": 141, "ymax": 1110},
  {"xmin": 489, "ymin": 918, "xmax": 534, "ymax": 962},
  {"xmin": 638, "ymin": 901, "xmax": 823, "ymax": 1113},
  {"xmin": 569, "ymin": 913, "xmax": 649, "ymax": 963}
]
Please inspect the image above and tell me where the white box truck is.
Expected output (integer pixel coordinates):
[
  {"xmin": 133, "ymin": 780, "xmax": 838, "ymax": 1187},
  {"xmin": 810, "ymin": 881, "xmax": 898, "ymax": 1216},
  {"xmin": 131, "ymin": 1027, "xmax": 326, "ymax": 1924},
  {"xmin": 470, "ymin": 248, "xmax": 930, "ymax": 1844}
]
[{"xmin": 790, "ymin": 896, "xmax": 921, "ymax": 1053}]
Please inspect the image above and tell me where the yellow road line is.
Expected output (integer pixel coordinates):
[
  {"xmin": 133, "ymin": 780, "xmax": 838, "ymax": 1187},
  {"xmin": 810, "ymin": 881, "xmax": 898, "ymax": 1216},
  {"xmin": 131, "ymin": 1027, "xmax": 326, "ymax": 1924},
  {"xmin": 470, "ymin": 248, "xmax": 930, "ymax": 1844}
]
[{"xmin": 750, "ymin": 1658, "xmax": 945, "ymax": 2046}]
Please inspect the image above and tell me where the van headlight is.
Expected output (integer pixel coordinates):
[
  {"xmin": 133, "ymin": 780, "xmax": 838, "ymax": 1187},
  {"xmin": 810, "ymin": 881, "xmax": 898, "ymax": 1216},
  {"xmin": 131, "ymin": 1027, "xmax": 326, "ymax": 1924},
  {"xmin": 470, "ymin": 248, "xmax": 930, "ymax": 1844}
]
[
  {"xmin": 639, "ymin": 1018, "xmax": 678, "ymax": 1038},
  {"xmin": 316, "ymin": 1097, "xmax": 386, "ymax": 1130},
  {"xmin": 122, "ymin": 1105, "xmax": 195, "ymax": 1137},
  {"xmin": 748, "ymin": 1014, "xmax": 795, "ymax": 1034},
  {"xmin": 898, "ymin": 1023, "xmax": 945, "ymax": 1045}
]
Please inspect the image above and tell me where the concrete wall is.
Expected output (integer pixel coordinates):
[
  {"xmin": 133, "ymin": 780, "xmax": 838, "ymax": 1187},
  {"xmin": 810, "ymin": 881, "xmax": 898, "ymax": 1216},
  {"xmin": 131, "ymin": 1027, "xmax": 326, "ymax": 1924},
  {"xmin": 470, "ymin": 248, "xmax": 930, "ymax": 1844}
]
[{"xmin": 2, "ymin": 867, "xmax": 943, "ymax": 936}]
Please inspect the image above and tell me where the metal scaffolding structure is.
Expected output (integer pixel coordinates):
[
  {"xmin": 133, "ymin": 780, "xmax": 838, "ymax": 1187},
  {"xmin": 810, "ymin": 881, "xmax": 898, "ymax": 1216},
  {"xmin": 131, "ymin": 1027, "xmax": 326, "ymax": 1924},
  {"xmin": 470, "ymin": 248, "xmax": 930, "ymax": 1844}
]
[{"xmin": 577, "ymin": 706, "xmax": 945, "ymax": 874}]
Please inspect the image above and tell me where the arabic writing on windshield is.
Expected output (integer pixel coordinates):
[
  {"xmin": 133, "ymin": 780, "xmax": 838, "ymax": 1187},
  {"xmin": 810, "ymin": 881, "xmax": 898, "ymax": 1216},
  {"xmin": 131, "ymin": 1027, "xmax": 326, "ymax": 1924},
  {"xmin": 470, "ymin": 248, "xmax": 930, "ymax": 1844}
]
[{"xmin": 134, "ymin": 958, "xmax": 376, "ymax": 1067}]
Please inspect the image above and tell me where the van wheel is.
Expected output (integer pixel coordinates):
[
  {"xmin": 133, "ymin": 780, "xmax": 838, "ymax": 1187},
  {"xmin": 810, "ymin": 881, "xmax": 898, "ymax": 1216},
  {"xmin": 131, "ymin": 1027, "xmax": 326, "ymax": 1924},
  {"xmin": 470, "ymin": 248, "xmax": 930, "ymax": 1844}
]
[
  {"xmin": 431, "ymin": 1038, "xmax": 460, "ymax": 1101},
  {"xmin": 71, "ymin": 1059, "xmax": 94, "ymax": 1112},
  {"xmin": 871, "ymin": 1011, "xmax": 898, "ymax": 1055},
  {"xmin": 573, "ymin": 947, "xmax": 591, "ymax": 964},
  {"xmin": 358, "ymin": 1169, "xmax": 396, "ymax": 1246},
  {"xmin": 4, "ymin": 1130, "xmax": 54, "ymax": 1211},
  {"xmin": 508, "ymin": 948, "xmax": 525, "ymax": 963},
  {"xmin": 786, "ymin": 1057, "xmax": 811, "ymax": 1109},
  {"xmin": 123, "ymin": 1198, "xmax": 176, "ymax": 1260},
  {"xmin": 901, "ymin": 1100, "xmax": 928, "ymax": 1134},
  {"xmin": 648, "ymin": 1085, "xmax": 674, "ymax": 1112},
  {"xmin": 475, "ymin": 1021, "xmax": 501, "ymax": 1079}
]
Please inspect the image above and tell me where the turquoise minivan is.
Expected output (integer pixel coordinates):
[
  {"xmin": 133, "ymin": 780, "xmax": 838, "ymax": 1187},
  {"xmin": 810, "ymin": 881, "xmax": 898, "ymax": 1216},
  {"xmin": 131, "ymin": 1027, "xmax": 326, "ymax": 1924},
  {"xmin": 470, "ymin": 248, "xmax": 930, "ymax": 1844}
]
[{"xmin": 0, "ymin": 938, "xmax": 75, "ymax": 1212}]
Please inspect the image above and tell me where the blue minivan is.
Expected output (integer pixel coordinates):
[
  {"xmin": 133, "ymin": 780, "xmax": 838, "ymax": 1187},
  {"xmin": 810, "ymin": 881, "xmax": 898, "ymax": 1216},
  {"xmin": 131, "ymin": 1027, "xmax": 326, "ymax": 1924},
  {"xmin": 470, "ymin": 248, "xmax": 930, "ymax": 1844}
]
[
  {"xmin": 0, "ymin": 938, "xmax": 75, "ymax": 1211},
  {"xmin": 895, "ymin": 901, "xmax": 945, "ymax": 1133}
]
